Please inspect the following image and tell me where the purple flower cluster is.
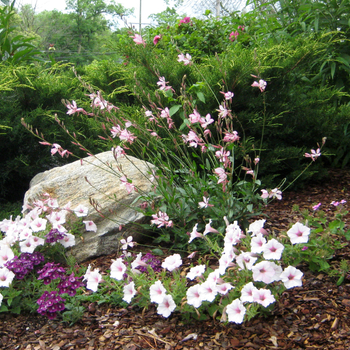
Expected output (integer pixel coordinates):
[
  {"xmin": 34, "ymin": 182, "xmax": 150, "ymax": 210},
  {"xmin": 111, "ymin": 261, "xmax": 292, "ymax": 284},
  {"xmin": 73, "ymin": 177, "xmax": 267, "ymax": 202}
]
[
  {"xmin": 45, "ymin": 229, "xmax": 66, "ymax": 243},
  {"xmin": 137, "ymin": 252, "xmax": 162, "ymax": 273},
  {"xmin": 37, "ymin": 262, "xmax": 66, "ymax": 285},
  {"xmin": 5, "ymin": 252, "xmax": 45, "ymax": 279},
  {"xmin": 57, "ymin": 272, "xmax": 84, "ymax": 296},
  {"xmin": 37, "ymin": 291, "xmax": 65, "ymax": 319}
]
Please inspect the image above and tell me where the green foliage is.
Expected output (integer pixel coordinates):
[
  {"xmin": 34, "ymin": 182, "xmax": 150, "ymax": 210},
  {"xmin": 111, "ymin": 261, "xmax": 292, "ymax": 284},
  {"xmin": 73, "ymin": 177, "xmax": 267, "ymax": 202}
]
[{"xmin": 0, "ymin": 1, "xmax": 41, "ymax": 64}]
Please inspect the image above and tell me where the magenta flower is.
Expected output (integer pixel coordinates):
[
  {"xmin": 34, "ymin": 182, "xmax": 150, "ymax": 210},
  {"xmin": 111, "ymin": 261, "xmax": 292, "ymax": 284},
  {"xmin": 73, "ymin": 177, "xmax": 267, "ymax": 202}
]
[
  {"xmin": 153, "ymin": 35, "xmax": 161, "ymax": 45},
  {"xmin": 131, "ymin": 33, "xmax": 146, "ymax": 47},
  {"xmin": 229, "ymin": 30, "xmax": 239, "ymax": 41},
  {"xmin": 179, "ymin": 16, "xmax": 191, "ymax": 25},
  {"xmin": 312, "ymin": 202, "xmax": 322, "ymax": 211}
]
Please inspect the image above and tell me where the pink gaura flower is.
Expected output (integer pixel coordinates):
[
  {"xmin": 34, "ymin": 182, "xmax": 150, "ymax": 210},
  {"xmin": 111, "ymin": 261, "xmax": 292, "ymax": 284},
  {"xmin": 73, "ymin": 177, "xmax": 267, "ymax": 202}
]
[
  {"xmin": 215, "ymin": 148, "xmax": 230, "ymax": 167},
  {"xmin": 198, "ymin": 196, "xmax": 213, "ymax": 209},
  {"xmin": 304, "ymin": 148, "xmax": 321, "ymax": 161},
  {"xmin": 182, "ymin": 130, "xmax": 201, "ymax": 148},
  {"xmin": 223, "ymin": 131, "xmax": 240, "ymax": 143},
  {"xmin": 131, "ymin": 33, "xmax": 146, "ymax": 47},
  {"xmin": 251, "ymin": 79, "xmax": 267, "ymax": 92},
  {"xmin": 217, "ymin": 104, "xmax": 230, "ymax": 118},
  {"xmin": 157, "ymin": 77, "xmax": 171, "ymax": 91},
  {"xmin": 120, "ymin": 176, "xmax": 135, "ymax": 194},
  {"xmin": 220, "ymin": 91, "xmax": 234, "ymax": 100},
  {"xmin": 189, "ymin": 109, "xmax": 201, "ymax": 123},
  {"xmin": 214, "ymin": 167, "xmax": 227, "ymax": 184},
  {"xmin": 150, "ymin": 211, "xmax": 173, "ymax": 228},
  {"xmin": 120, "ymin": 236, "xmax": 134, "ymax": 250},
  {"xmin": 177, "ymin": 53, "xmax": 192, "ymax": 65},
  {"xmin": 112, "ymin": 146, "xmax": 126, "ymax": 158},
  {"xmin": 66, "ymin": 100, "xmax": 85, "ymax": 115},
  {"xmin": 153, "ymin": 35, "xmax": 161, "ymax": 45},
  {"xmin": 119, "ymin": 129, "xmax": 137, "ymax": 144},
  {"xmin": 199, "ymin": 114, "xmax": 214, "ymax": 129},
  {"xmin": 160, "ymin": 107, "xmax": 170, "ymax": 119}
]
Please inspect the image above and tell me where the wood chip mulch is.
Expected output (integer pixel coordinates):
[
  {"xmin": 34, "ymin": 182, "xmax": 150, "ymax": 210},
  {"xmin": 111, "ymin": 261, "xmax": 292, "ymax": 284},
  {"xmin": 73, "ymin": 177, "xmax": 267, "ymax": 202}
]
[{"xmin": 1, "ymin": 169, "xmax": 350, "ymax": 350}]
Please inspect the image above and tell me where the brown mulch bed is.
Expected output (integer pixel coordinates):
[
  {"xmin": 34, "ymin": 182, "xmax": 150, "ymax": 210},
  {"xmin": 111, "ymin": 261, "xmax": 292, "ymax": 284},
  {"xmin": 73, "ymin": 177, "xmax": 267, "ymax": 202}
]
[{"xmin": 1, "ymin": 169, "xmax": 350, "ymax": 350}]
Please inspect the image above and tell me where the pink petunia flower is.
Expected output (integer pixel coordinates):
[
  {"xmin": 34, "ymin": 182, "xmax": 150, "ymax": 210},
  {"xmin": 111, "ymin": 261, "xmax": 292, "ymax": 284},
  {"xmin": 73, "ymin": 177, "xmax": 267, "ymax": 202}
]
[
  {"xmin": 287, "ymin": 222, "xmax": 310, "ymax": 244},
  {"xmin": 263, "ymin": 238, "xmax": 284, "ymax": 260},
  {"xmin": 162, "ymin": 253, "xmax": 182, "ymax": 272},
  {"xmin": 226, "ymin": 299, "xmax": 246, "ymax": 324},
  {"xmin": 186, "ymin": 284, "xmax": 202, "ymax": 308},
  {"xmin": 280, "ymin": 266, "xmax": 303, "ymax": 289},
  {"xmin": 150, "ymin": 280, "xmax": 167, "ymax": 303},
  {"xmin": 123, "ymin": 281, "xmax": 136, "ymax": 303},
  {"xmin": 110, "ymin": 258, "xmax": 127, "ymax": 281},
  {"xmin": 83, "ymin": 220, "xmax": 97, "ymax": 232},
  {"xmin": 153, "ymin": 35, "xmax": 161, "ymax": 45},
  {"xmin": 188, "ymin": 223, "xmax": 203, "ymax": 243},
  {"xmin": 253, "ymin": 288, "xmax": 276, "ymax": 307},
  {"xmin": 157, "ymin": 294, "xmax": 176, "ymax": 318}
]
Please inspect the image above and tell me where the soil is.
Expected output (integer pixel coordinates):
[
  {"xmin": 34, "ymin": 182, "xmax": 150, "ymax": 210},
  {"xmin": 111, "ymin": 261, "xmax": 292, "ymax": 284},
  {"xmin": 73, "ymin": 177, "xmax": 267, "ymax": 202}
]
[{"xmin": 1, "ymin": 169, "xmax": 350, "ymax": 350}]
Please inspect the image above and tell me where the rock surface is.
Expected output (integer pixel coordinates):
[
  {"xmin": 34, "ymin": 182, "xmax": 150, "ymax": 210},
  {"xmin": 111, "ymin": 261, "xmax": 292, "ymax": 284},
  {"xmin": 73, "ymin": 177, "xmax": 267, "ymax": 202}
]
[{"xmin": 24, "ymin": 151, "xmax": 156, "ymax": 262}]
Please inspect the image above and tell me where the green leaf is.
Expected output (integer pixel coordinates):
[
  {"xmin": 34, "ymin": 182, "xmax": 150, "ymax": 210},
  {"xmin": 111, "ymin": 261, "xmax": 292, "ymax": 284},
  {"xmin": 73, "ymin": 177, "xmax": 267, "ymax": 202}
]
[
  {"xmin": 169, "ymin": 104, "xmax": 182, "ymax": 117},
  {"xmin": 196, "ymin": 92, "xmax": 205, "ymax": 103},
  {"xmin": 151, "ymin": 248, "xmax": 164, "ymax": 256}
]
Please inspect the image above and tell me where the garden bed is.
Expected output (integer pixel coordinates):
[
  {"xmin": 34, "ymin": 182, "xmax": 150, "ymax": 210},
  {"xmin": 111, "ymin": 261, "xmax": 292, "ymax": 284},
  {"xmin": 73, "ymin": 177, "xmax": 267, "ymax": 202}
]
[{"xmin": 1, "ymin": 169, "xmax": 350, "ymax": 350}]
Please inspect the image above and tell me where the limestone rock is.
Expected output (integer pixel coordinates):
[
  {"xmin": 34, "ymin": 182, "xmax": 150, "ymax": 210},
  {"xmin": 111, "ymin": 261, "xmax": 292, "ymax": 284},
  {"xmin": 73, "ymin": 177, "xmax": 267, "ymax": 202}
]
[{"xmin": 24, "ymin": 151, "xmax": 156, "ymax": 262}]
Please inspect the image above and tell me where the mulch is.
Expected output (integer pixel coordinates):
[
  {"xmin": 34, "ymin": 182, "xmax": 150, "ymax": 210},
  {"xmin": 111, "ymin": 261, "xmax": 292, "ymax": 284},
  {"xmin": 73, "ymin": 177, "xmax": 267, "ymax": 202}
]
[{"xmin": 1, "ymin": 169, "xmax": 350, "ymax": 350}]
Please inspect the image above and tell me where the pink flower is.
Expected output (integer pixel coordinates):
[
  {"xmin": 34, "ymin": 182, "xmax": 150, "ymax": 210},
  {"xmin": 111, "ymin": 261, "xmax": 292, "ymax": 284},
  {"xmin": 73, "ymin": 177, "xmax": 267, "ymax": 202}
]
[
  {"xmin": 217, "ymin": 104, "xmax": 230, "ymax": 118},
  {"xmin": 120, "ymin": 176, "xmax": 135, "ymax": 194},
  {"xmin": 160, "ymin": 107, "xmax": 170, "ymax": 119},
  {"xmin": 287, "ymin": 222, "xmax": 310, "ymax": 244},
  {"xmin": 251, "ymin": 79, "xmax": 267, "ymax": 92},
  {"xmin": 150, "ymin": 280, "xmax": 167, "ymax": 303},
  {"xmin": 215, "ymin": 148, "xmax": 230, "ymax": 166},
  {"xmin": 238, "ymin": 25, "xmax": 245, "ymax": 31},
  {"xmin": 112, "ymin": 146, "xmax": 126, "ymax": 158},
  {"xmin": 280, "ymin": 266, "xmax": 303, "ymax": 289},
  {"xmin": 157, "ymin": 294, "xmax": 176, "ymax": 318},
  {"xmin": 226, "ymin": 299, "xmax": 246, "ymax": 324},
  {"xmin": 0, "ymin": 267, "xmax": 15, "ymax": 287},
  {"xmin": 0, "ymin": 246, "xmax": 14, "ymax": 268},
  {"xmin": 229, "ymin": 30, "xmax": 239, "ymax": 41},
  {"xmin": 179, "ymin": 16, "xmax": 191, "ymax": 25},
  {"xmin": 157, "ymin": 77, "xmax": 171, "ymax": 91},
  {"xmin": 84, "ymin": 267, "xmax": 102, "ymax": 292},
  {"xmin": 189, "ymin": 109, "xmax": 201, "ymax": 123},
  {"xmin": 198, "ymin": 196, "xmax": 213, "ymax": 209},
  {"xmin": 236, "ymin": 252, "xmax": 257, "ymax": 270},
  {"xmin": 73, "ymin": 204, "xmax": 89, "ymax": 217},
  {"xmin": 58, "ymin": 233, "xmax": 75, "ymax": 248},
  {"xmin": 66, "ymin": 100, "xmax": 85, "ymax": 115},
  {"xmin": 119, "ymin": 129, "xmax": 137, "ymax": 144},
  {"xmin": 250, "ymin": 233, "xmax": 267, "ymax": 253},
  {"xmin": 131, "ymin": 33, "xmax": 146, "ymax": 47},
  {"xmin": 269, "ymin": 188, "xmax": 282, "ymax": 200},
  {"xmin": 217, "ymin": 282, "xmax": 234, "ymax": 295},
  {"xmin": 153, "ymin": 35, "xmax": 161, "ymax": 45},
  {"xmin": 83, "ymin": 220, "xmax": 97, "ymax": 232},
  {"xmin": 223, "ymin": 131, "xmax": 240, "ymax": 143},
  {"xmin": 199, "ymin": 114, "xmax": 214, "ymax": 128},
  {"xmin": 177, "ymin": 53, "xmax": 192, "ymax": 65},
  {"xmin": 220, "ymin": 91, "xmax": 234, "ymax": 100},
  {"xmin": 182, "ymin": 130, "xmax": 201, "ymax": 148},
  {"xmin": 304, "ymin": 148, "xmax": 321, "ymax": 161},
  {"xmin": 151, "ymin": 211, "xmax": 173, "ymax": 228},
  {"xmin": 162, "ymin": 253, "xmax": 182, "ymax": 271},
  {"xmin": 214, "ymin": 167, "xmax": 227, "ymax": 184},
  {"xmin": 253, "ymin": 288, "xmax": 276, "ymax": 307},
  {"xmin": 123, "ymin": 281, "xmax": 136, "ymax": 303}
]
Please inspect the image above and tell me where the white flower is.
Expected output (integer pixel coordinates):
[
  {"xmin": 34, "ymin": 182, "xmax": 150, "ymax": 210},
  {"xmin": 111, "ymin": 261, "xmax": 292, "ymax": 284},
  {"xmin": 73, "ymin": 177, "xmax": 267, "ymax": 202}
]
[
  {"xmin": 287, "ymin": 222, "xmax": 310, "ymax": 244},
  {"xmin": 162, "ymin": 253, "xmax": 182, "ymax": 272},
  {"xmin": 199, "ymin": 280, "xmax": 218, "ymax": 302},
  {"xmin": 251, "ymin": 261, "xmax": 277, "ymax": 284},
  {"xmin": 58, "ymin": 233, "xmax": 75, "ymax": 248},
  {"xmin": 188, "ymin": 224, "xmax": 203, "ymax": 243},
  {"xmin": 279, "ymin": 266, "xmax": 303, "ymax": 289},
  {"xmin": 29, "ymin": 217, "xmax": 47, "ymax": 232},
  {"xmin": 263, "ymin": 239, "xmax": 284, "ymax": 260},
  {"xmin": 0, "ymin": 293, "xmax": 3, "ymax": 306},
  {"xmin": 0, "ymin": 267, "xmax": 15, "ymax": 287},
  {"xmin": 236, "ymin": 252, "xmax": 257, "ymax": 270},
  {"xmin": 120, "ymin": 236, "xmax": 134, "ymax": 250},
  {"xmin": 110, "ymin": 258, "xmax": 127, "ymax": 281},
  {"xmin": 150, "ymin": 280, "xmax": 167, "ymax": 303},
  {"xmin": 226, "ymin": 299, "xmax": 246, "ymax": 324},
  {"xmin": 253, "ymin": 288, "xmax": 276, "ymax": 307},
  {"xmin": 250, "ymin": 233, "xmax": 267, "ymax": 253},
  {"xmin": 73, "ymin": 204, "xmax": 89, "ymax": 217},
  {"xmin": 217, "ymin": 283, "xmax": 234, "ymax": 295},
  {"xmin": 84, "ymin": 267, "xmax": 102, "ymax": 292},
  {"xmin": 186, "ymin": 284, "xmax": 202, "ymax": 308},
  {"xmin": 157, "ymin": 294, "xmax": 176, "ymax": 318},
  {"xmin": 83, "ymin": 221, "xmax": 97, "ymax": 232},
  {"xmin": 123, "ymin": 281, "xmax": 136, "ymax": 303},
  {"xmin": 186, "ymin": 264, "xmax": 206, "ymax": 280},
  {"xmin": 248, "ymin": 219, "xmax": 266, "ymax": 237},
  {"xmin": 0, "ymin": 245, "xmax": 14, "ymax": 268},
  {"xmin": 240, "ymin": 282, "xmax": 258, "ymax": 303}
]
